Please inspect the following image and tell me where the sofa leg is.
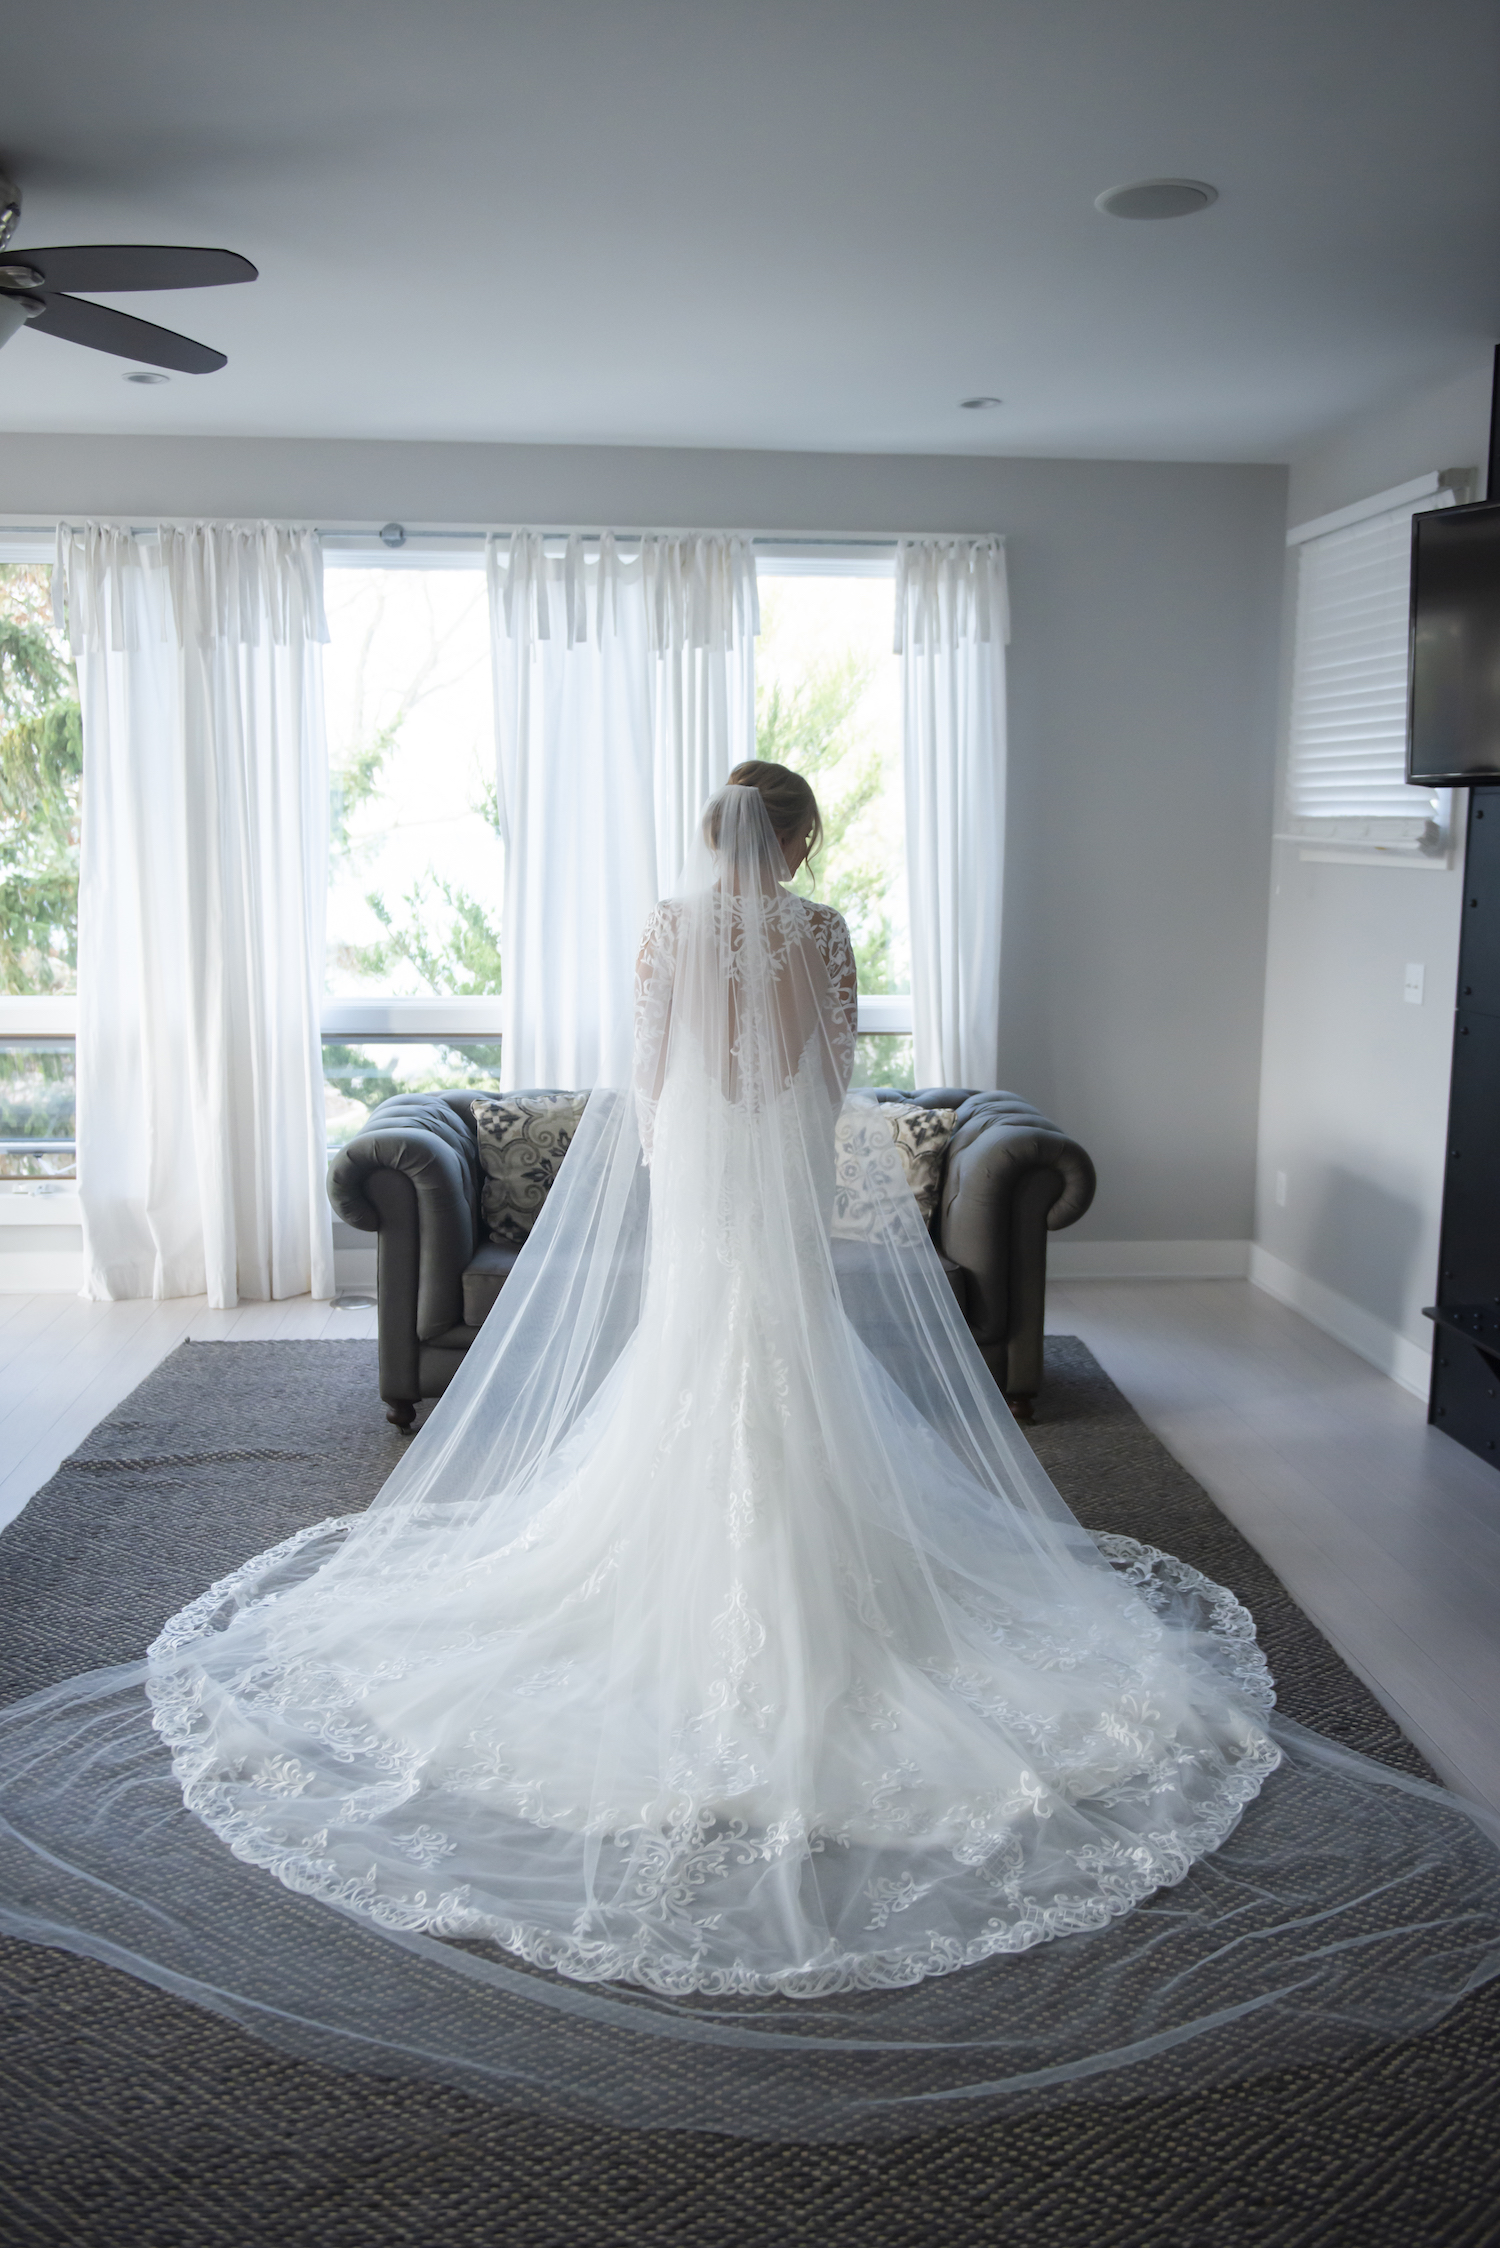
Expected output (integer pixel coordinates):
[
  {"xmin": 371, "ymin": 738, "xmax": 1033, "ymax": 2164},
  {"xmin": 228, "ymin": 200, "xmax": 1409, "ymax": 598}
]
[
  {"xmin": 1005, "ymin": 1393, "xmax": 1036, "ymax": 1425},
  {"xmin": 385, "ymin": 1399, "xmax": 418, "ymax": 1432}
]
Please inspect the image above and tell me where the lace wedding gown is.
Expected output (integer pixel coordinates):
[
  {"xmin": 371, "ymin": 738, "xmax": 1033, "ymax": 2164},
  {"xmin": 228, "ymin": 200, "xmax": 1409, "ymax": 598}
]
[
  {"xmin": 146, "ymin": 784, "xmax": 1281, "ymax": 1993},
  {"xmin": 1, "ymin": 784, "xmax": 1497, "ymax": 2134}
]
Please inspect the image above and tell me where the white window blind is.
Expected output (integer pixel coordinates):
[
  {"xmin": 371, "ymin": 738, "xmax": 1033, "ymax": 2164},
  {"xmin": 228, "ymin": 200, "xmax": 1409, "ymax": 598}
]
[{"xmin": 1285, "ymin": 485, "xmax": 1453, "ymax": 847}]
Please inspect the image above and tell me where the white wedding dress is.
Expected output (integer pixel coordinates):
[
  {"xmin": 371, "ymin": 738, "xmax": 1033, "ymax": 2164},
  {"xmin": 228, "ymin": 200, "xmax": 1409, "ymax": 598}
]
[
  {"xmin": 2, "ymin": 783, "xmax": 1498, "ymax": 2135},
  {"xmin": 145, "ymin": 786, "xmax": 1279, "ymax": 1995}
]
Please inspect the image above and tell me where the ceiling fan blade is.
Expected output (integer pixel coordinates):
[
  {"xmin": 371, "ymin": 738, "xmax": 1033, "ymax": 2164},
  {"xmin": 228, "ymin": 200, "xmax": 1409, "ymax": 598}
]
[
  {"xmin": 6, "ymin": 245, "xmax": 257, "ymax": 294},
  {"xmin": 24, "ymin": 293, "xmax": 227, "ymax": 373}
]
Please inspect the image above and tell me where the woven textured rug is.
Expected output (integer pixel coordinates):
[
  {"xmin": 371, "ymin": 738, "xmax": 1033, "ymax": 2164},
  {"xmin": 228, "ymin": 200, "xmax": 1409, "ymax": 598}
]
[{"xmin": 1, "ymin": 1336, "xmax": 1497, "ymax": 2248}]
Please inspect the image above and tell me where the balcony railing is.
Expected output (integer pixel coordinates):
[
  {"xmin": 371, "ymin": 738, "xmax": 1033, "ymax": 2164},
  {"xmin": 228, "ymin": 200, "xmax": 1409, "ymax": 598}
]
[{"xmin": 0, "ymin": 992, "xmax": 918, "ymax": 1177}]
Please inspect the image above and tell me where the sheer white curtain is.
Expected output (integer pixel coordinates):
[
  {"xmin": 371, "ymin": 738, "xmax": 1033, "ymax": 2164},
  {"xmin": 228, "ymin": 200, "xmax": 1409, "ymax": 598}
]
[
  {"xmin": 488, "ymin": 532, "xmax": 756, "ymax": 1088},
  {"xmin": 643, "ymin": 539, "xmax": 758, "ymax": 884},
  {"xmin": 896, "ymin": 538, "xmax": 1009, "ymax": 1090},
  {"xmin": 57, "ymin": 521, "xmax": 334, "ymax": 1308}
]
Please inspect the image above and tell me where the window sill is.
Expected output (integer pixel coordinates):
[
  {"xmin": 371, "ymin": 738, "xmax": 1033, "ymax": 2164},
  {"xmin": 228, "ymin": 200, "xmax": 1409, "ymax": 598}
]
[
  {"xmin": 0, "ymin": 994, "xmax": 915, "ymax": 1042},
  {"xmin": 0, "ymin": 995, "xmax": 77, "ymax": 1035},
  {"xmin": 321, "ymin": 995, "xmax": 915, "ymax": 1037},
  {"xmin": 0, "ymin": 1183, "xmax": 82, "ymax": 1222},
  {"xmin": 1274, "ymin": 836, "xmax": 1455, "ymax": 871},
  {"xmin": 322, "ymin": 997, "xmax": 502, "ymax": 1038},
  {"xmin": 857, "ymin": 994, "xmax": 912, "ymax": 1034}
]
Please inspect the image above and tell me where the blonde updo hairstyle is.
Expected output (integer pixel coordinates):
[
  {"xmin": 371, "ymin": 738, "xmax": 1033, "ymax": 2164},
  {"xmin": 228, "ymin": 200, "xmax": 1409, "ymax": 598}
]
[{"xmin": 704, "ymin": 760, "xmax": 824, "ymax": 866}]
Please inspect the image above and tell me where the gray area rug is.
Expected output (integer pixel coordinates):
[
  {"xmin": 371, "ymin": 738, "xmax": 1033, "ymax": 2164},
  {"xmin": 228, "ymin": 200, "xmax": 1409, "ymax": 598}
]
[{"xmin": 1, "ymin": 1336, "xmax": 1497, "ymax": 2247}]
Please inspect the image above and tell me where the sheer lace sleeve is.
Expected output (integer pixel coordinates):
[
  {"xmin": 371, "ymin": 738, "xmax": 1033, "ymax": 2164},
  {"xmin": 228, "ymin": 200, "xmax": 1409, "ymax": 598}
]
[
  {"xmin": 805, "ymin": 902, "xmax": 859, "ymax": 1095},
  {"xmin": 633, "ymin": 900, "xmax": 679, "ymax": 1161}
]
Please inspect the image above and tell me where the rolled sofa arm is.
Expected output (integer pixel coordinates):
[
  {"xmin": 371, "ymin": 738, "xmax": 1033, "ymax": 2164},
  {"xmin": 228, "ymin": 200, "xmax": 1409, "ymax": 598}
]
[
  {"xmin": 924, "ymin": 1089, "xmax": 1096, "ymax": 1401},
  {"xmin": 328, "ymin": 1094, "xmax": 485, "ymax": 1405}
]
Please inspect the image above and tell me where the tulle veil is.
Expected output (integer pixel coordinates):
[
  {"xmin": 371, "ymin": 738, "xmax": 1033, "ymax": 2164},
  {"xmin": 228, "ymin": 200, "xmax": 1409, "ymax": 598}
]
[{"xmin": 1, "ymin": 783, "xmax": 1498, "ymax": 2141}]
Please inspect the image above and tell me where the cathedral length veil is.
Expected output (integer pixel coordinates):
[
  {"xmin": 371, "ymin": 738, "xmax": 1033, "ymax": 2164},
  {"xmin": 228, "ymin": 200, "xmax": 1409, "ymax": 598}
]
[{"xmin": 2, "ymin": 782, "xmax": 1500, "ymax": 2142}]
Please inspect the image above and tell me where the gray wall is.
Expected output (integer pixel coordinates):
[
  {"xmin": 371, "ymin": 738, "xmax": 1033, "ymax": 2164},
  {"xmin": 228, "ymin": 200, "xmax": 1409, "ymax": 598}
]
[
  {"xmin": 1254, "ymin": 352, "xmax": 1494, "ymax": 1376},
  {"xmin": 1, "ymin": 433, "xmax": 1287, "ymax": 1248},
  {"xmin": 996, "ymin": 465, "xmax": 1284, "ymax": 1244}
]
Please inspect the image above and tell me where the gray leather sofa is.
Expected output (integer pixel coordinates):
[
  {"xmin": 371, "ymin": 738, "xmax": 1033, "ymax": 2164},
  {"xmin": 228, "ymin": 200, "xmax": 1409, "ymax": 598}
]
[{"xmin": 328, "ymin": 1086, "xmax": 1096, "ymax": 1429}]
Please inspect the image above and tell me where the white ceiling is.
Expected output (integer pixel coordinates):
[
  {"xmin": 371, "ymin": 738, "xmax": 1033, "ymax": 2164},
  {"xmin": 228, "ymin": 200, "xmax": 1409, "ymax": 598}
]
[{"xmin": 1, "ymin": 0, "xmax": 1496, "ymax": 461}]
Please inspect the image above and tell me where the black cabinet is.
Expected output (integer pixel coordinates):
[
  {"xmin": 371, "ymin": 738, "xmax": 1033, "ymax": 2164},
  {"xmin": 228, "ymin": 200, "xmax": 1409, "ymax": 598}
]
[{"xmin": 1428, "ymin": 787, "xmax": 1500, "ymax": 1461}]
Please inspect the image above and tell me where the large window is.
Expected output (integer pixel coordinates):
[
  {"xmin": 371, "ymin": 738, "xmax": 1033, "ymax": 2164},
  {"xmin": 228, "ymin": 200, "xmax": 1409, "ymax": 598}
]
[
  {"xmin": 321, "ymin": 546, "xmax": 916, "ymax": 1134},
  {"xmin": 321, "ymin": 555, "xmax": 504, "ymax": 1142},
  {"xmin": 755, "ymin": 564, "xmax": 912, "ymax": 1087},
  {"xmin": 0, "ymin": 556, "xmax": 80, "ymax": 1177},
  {"xmin": 324, "ymin": 564, "xmax": 500, "ymax": 1001},
  {"xmin": 0, "ymin": 537, "xmax": 918, "ymax": 1176}
]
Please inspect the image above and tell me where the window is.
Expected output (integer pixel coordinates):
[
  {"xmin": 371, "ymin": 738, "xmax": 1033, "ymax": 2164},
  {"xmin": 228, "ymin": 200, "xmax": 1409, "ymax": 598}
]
[
  {"xmin": 754, "ymin": 560, "xmax": 913, "ymax": 1089},
  {"xmin": 324, "ymin": 562, "xmax": 499, "ymax": 1002},
  {"xmin": 0, "ymin": 549, "xmax": 80, "ymax": 1177},
  {"xmin": 321, "ymin": 552, "xmax": 504, "ymax": 1143},
  {"xmin": 322, "ymin": 545, "xmax": 918, "ymax": 1125},
  {"xmin": 1284, "ymin": 475, "xmax": 1462, "ymax": 861},
  {"xmin": 3, "ymin": 536, "xmax": 921, "ymax": 1172},
  {"xmin": 0, "ymin": 1035, "xmax": 74, "ymax": 1178}
]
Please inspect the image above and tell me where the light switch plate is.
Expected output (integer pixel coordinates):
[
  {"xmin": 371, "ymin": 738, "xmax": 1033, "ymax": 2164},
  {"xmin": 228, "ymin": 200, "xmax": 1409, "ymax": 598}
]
[{"xmin": 1404, "ymin": 963, "xmax": 1425, "ymax": 1005}]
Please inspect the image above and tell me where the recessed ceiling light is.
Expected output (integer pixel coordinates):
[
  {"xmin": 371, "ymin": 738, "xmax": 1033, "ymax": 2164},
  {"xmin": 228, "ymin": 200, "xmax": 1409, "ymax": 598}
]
[
  {"xmin": 1095, "ymin": 179, "xmax": 1218, "ymax": 221},
  {"xmin": 124, "ymin": 369, "xmax": 169, "ymax": 384},
  {"xmin": 960, "ymin": 395, "xmax": 1004, "ymax": 410}
]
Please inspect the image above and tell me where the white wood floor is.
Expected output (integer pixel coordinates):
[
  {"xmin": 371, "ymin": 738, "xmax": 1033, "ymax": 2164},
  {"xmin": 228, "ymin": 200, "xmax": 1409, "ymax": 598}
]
[
  {"xmin": 1049, "ymin": 1278, "xmax": 1500, "ymax": 1816},
  {"xmin": 1, "ymin": 1279, "xmax": 1496, "ymax": 1816},
  {"xmin": 0, "ymin": 1291, "xmax": 376, "ymax": 1537}
]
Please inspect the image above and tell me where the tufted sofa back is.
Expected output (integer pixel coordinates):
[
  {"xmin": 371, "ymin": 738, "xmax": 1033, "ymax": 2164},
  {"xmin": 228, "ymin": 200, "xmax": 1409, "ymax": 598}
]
[
  {"xmin": 328, "ymin": 1081, "xmax": 1094, "ymax": 1418},
  {"xmin": 332, "ymin": 1084, "xmax": 1094, "ymax": 1244}
]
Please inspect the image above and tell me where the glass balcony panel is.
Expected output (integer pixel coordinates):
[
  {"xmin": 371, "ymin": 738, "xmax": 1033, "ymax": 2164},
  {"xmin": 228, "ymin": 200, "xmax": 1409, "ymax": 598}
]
[
  {"xmin": 0, "ymin": 1038, "xmax": 76, "ymax": 1177},
  {"xmin": 324, "ymin": 1038, "xmax": 504, "ymax": 1150}
]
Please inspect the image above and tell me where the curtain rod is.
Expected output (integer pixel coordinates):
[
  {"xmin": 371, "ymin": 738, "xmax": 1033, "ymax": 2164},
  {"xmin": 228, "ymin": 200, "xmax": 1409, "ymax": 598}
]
[
  {"xmin": 1, "ymin": 529, "xmax": 903, "ymax": 546},
  {"xmin": 0, "ymin": 524, "xmax": 997, "ymax": 545},
  {"xmin": 320, "ymin": 530, "xmax": 908, "ymax": 548}
]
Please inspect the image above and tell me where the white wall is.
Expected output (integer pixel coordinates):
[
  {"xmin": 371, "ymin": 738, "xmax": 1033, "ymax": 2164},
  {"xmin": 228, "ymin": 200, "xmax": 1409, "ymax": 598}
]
[
  {"xmin": 0, "ymin": 434, "xmax": 1286, "ymax": 1286},
  {"xmin": 1252, "ymin": 353, "xmax": 1494, "ymax": 1392}
]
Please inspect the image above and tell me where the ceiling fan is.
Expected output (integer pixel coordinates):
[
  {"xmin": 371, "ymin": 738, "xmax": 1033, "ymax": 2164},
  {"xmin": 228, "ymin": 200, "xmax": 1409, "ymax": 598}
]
[{"xmin": 0, "ymin": 165, "xmax": 256, "ymax": 374}]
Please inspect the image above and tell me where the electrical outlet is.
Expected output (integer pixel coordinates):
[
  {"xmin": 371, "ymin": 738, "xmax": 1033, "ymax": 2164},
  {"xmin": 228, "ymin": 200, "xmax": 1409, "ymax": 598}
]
[
  {"xmin": 1274, "ymin": 1170, "xmax": 1288, "ymax": 1208},
  {"xmin": 1404, "ymin": 963, "xmax": 1425, "ymax": 1005}
]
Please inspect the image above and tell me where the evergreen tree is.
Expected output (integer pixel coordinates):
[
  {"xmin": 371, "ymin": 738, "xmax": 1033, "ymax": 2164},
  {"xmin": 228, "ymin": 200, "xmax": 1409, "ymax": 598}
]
[{"xmin": 0, "ymin": 565, "xmax": 82, "ymax": 996}]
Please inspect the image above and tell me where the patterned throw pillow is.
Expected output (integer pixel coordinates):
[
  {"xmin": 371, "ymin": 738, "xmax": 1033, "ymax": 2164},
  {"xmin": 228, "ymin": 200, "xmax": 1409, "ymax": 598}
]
[
  {"xmin": 472, "ymin": 1094, "xmax": 589, "ymax": 1247},
  {"xmin": 832, "ymin": 1101, "xmax": 957, "ymax": 1241}
]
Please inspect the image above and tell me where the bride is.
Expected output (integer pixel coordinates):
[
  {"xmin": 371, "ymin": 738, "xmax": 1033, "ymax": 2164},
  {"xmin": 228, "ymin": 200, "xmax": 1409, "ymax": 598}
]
[
  {"xmin": 144, "ymin": 765, "xmax": 1279, "ymax": 1995},
  {"xmin": 2, "ymin": 762, "xmax": 1498, "ymax": 2134}
]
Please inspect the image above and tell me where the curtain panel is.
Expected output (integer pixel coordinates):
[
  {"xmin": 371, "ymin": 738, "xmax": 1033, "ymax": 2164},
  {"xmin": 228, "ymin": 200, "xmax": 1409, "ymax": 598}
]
[
  {"xmin": 896, "ymin": 538, "xmax": 1009, "ymax": 1091},
  {"xmin": 57, "ymin": 521, "xmax": 334, "ymax": 1308},
  {"xmin": 488, "ymin": 533, "xmax": 756, "ymax": 1088}
]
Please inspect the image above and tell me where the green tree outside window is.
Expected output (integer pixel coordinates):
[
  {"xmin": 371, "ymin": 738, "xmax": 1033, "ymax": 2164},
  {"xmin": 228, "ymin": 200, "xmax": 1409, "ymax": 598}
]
[{"xmin": 0, "ymin": 564, "xmax": 81, "ymax": 997}]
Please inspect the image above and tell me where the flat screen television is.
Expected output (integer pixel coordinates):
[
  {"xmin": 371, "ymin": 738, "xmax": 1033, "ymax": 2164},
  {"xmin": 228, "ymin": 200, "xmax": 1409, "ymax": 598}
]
[{"xmin": 1408, "ymin": 498, "xmax": 1500, "ymax": 785}]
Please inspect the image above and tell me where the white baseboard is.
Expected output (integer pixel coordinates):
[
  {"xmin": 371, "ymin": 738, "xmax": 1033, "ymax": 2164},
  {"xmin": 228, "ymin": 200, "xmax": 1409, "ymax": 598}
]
[
  {"xmin": 9, "ymin": 1230, "xmax": 1250, "ymax": 1295},
  {"xmin": 1248, "ymin": 1245, "xmax": 1433, "ymax": 1398},
  {"xmin": 0, "ymin": 1196, "xmax": 82, "ymax": 1290},
  {"xmin": 0, "ymin": 1194, "xmax": 85, "ymax": 1290},
  {"xmin": 334, "ymin": 1245, "xmax": 377, "ymax": 1290},
  {"xmin": 1048, "ymin": 1238, "xmax": 1251, "ymax": 1281},
  {"xmin": 0, "ymin": 1228, "xmax": 375, "ymax": 1298},
  {"xmin": 0, "ymin": 1225, "xmax": 1439, "ymax": 1405},
  {"xmin": 0, "ymin": 1247, "xmax": 82, "ymax": 1293}
]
